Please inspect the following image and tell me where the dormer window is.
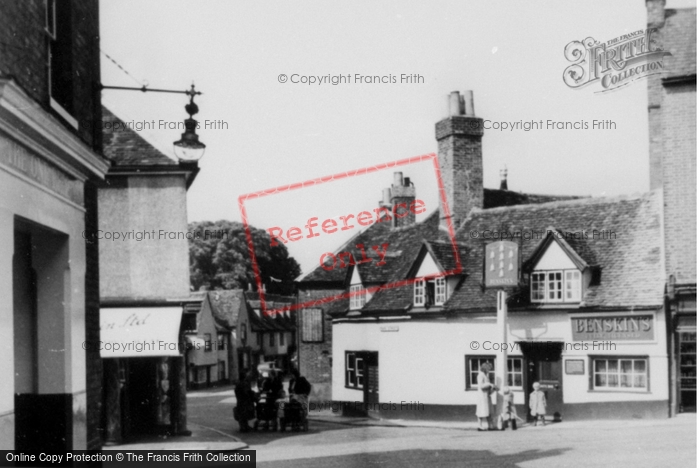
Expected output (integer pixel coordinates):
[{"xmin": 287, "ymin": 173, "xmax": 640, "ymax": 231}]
[
  {"xmin": 531, "ymin": 269, "xmax": 581, "ymax": 303},
  {"xmin": 414, "ymin": 277, "xmax": 447, "ymax": 307},
  {"xmin": 349, "ymin": 284, "xmax": 366, "ymax": 310}
]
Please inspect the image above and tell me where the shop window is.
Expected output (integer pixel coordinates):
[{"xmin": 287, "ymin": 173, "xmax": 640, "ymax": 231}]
[
  {"xmin": 414, "ymin": 277, "xmax": 447, "ymax": 307},
  {"xmin": 279, "ymin": 332, "xmax": 284, "ymax": 346},
  {"xmin": 197, "ymin": 367, "xmax": 207, "ymax": 383},
  {"xmin": 345, "ymin": 352, "xmax": 364, "ymax": 389},
  {"xmin": 256, "ymin": 332, "xmax": 262, "ymax": 346},
  {"xmin": 592, "ymin": 357, "xmax": 648, "ymax": 391},
  {"xmin": 349, "ymin": 284, "xmax": 366, "ymax": 310},
  {"xmin": 531, "ymin": 269, "xmax": 581, "ymax": 303},
  {"xmin": 218, "ymin": 361, "xmax": 226, "ymax": 380},
  {"xmin": 269, "ymin": 333, "xmax": 275, "ymax": 347},
  {"xmin": 301, "ymin": 309, "xmax": 323, "ymax": 342},
  {"xmin": 204, "ymin": 333, "xmax": 212, "ymax": 352}
]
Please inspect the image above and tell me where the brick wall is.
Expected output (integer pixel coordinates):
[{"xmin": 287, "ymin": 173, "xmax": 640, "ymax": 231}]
[
  {"xmin": 646, "ymin": 0, "xmax": 697, "ymax": 284},
  {"xmin": 435, "ymin": 116, "xmax": 484, "ymax": 229},
  {"xmin": 660, "ymin": 83, "xmax": 697, "ymax": 284},
  {"xmin": 296, "ymin": 288, "xmax": 342, "ymax": 402},
  {"xmin": 0, "ymin": 0, "xmax": 102, "ymax": 151}
]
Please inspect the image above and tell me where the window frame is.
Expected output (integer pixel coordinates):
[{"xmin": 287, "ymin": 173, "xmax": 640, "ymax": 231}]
[
  {"xmin": 413, "ymin": 279, "xmax": 426, "ymax": 306},
  {"xmin": 590, "ymin": 356, "xmax": 649, "ymax": 392},
  {"xmin": 349, "ymin": 284, "xmax": 366, "ymax": 310},
  {"xmin": 507, "ymin": 357, "xmax": 524, "ymax": 390},
  {"xmin": 464, "ymin": 356, "xmax": 523, "ymax": 390},
  {"xmin": 45, "ymin": 0, "xmax": 78, "ymax": 129},
  {"xmin": 434, "ymin": 277, "xmax": 447, "ymax": 305},
  {"xmin": 531, "ymin": 269, "xmax": 582, "ymax": 304},
  {"xmin": 345, "ymin": 351, "xmax": 364, "ymax": 390},
  {"xmin": 465, "ymin": 356, "xmax": 495, "ymax": 390},
  {"xmin": 269, "ymin": 332, "xmax": 275, "ymax": 347},
  {"xmin": 204, "ymin": 333, "xmax": 212, "ymax": 352},
  {"xmin": 279, "ymin": 331, "xmax": 284, "ymax": 346}
]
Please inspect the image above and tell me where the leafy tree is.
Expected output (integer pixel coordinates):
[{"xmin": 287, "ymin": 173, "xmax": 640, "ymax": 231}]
[{"xmin": 189, "ymin": 220, "xmax": 300, "ymax": 295}]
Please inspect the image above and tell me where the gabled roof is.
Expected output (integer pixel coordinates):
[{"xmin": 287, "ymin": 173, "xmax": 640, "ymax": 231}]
[
  {"xmin": 102, "ymin": 106, "xmax": 178, "ymax": 167},
  {"xmin": 207, "ymin": 289, "xmax": 246, "ymax": 331},
  {"xmin": 523, "ymin": 228, "xmax": 595, "ymax": 272},
  {"xmin": 445, "ymin": 191, "xmax": 664, "ymax": 312},
  {"xmin": 662, "ymin": 8, "xmax": 697, "ymax": 80}
]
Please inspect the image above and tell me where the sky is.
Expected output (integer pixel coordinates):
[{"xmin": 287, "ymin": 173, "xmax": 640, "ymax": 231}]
[{"xmin": 100, "ymin": 0, "xmax": 696, "ymax": 275}]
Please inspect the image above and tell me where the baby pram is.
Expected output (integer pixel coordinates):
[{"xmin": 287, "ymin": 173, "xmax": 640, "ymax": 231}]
[
  {"xmin": 253, "ymin": 393, "xmax": 278, "ymax": 431},
  {"xmin": 279, "ymin": 396, "xmax": 308, "ymax": 432}
]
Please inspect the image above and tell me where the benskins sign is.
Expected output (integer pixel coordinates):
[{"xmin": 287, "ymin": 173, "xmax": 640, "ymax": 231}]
[
  {"xmin": 571, "ymin": 315, "xmax": 654, "ymax": 341},
  {"xmin": 563, "ymin": 28, "xmax": 671, "ymax": 93}
]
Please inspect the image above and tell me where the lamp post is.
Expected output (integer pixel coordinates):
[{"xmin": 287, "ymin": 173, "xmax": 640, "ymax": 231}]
[{"xmin": 173, "ymin": 84, "xmax": 206, "ymax": 162}]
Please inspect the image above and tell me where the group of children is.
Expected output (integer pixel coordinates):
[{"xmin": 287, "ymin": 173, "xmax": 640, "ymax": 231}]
[{"xmin": 481, "ymin": 381, "xmax": 548, "ymax": 431}]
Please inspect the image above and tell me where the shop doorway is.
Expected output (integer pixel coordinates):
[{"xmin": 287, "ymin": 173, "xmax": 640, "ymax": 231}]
[
  {"xmin": 360, "ymin": 352, "xmax": 379, "ymax": 416},
  {"xmin": 13, "ymin": 219, "xmax": 70, "ymax": 451},
  {"xmin": 519, "ymin": 341, "xmax": 564, "ymax": 422}
]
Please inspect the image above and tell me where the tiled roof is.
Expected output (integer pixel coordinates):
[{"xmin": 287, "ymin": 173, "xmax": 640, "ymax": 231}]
[
  {"xmin": 300, "ymin": 189, "xmax": 585, "ymax": 287},
  {"xmin": 445, "ymin": 191, "xmax": 664, "ymax": 312},
  {"xmin": 245, "ymin": 291, "xmax": 296, "ymax": 332},
  {"xmin": 483, "ymin": 188, "xmax": 583, "ymax": 209},
  {"xmin": 663, "ymin": 8, "xmax": 697, "ymax": 79},
  {"xmin": 207, "ymin": 289, "xmax": 246, "ymax": 330},
  {"xmin": 102, "ymin": 106, "xmax": 178, "ymax": 166}
]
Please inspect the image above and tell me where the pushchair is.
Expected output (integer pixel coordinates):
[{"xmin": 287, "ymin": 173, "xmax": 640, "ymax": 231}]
[
  {"xmin": 253, "ymin": 393, "xmax": 278, "ymax": 431},
  {"xmin": 279, "ymin": 396, "xmax": 308, "ymax": 432}
]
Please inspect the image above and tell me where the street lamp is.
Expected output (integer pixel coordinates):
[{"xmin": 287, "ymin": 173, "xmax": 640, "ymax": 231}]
[
  {"xmin": 100, "ymin": 82, "xmax": 206, "ymax": 162},
  {"xmin": 173, "ymin": 84, "xmax": 206, "ymax": 162}
]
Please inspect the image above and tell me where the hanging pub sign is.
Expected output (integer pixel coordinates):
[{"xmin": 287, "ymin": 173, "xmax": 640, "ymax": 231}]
[{"xmin": 484, "ymin": 240, "xmax": 520, "ymax": 289}]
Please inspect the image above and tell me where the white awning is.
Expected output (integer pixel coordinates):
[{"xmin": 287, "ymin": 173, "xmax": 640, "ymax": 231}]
[{"xmin": 100, "ymin": 307, "xmax": 183, "ymax": 358}]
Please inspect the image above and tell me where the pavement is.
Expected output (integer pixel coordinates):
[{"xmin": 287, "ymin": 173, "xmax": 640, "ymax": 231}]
[{"xmin": 101, "ymin": 422, "xmax": 249, "ymax": 451}]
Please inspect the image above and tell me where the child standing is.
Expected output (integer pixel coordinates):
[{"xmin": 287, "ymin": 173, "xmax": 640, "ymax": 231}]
[
  {"xmin": 529, "ymin": 382, "xmax": 547, "ymax": 426},
  {"xmin": 499, "ymin": 387, "xmax": 518, "ymax": 430}
]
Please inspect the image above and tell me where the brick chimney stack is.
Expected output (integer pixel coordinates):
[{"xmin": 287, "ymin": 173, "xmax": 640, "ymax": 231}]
[
  {"xmin": 435, "ymin": 90, "xmax": 484, "ymax": 231},
  {"xmin": 378, "ymin": 172, "xmax": 416, "ymax": 228}
]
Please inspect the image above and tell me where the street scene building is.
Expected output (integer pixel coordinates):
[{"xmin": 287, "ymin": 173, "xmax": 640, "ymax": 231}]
[
  {"xmin": 0, "ymin": 0, "xmax": 108, "ymax": 451},
  {"xmin": 0, "ymin": 0, "xmax": 695, "ymax": 465},
  {"xmin": 298, "ymin": 92, "xmax": 669, "ymax": 420},
  {"xmin": 98, "ymin": 107, "xmax": 201, "ymax": 443}
]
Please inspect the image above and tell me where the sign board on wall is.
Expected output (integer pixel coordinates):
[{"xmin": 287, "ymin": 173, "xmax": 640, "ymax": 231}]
[
  {"xmin": 571, "ymin": 315, "xmax": 654, "ymax": 341},
  {"xmin": 484, "ymin": 241, "xmax": 520, "ymax": 288},
  {"xmin": 100, "ymin": 307, "xmax": 183, "ymax": 357}
]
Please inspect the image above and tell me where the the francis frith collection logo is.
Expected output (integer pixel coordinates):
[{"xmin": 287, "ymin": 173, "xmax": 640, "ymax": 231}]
[{"xmin": 563, "ymin": 28, "xmax": 670, "ymax": 93}]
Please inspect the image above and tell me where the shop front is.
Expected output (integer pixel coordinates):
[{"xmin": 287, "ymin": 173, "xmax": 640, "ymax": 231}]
[{"xmin": 101, "ymin": 306, "xmax": 189, "ymax": 444}]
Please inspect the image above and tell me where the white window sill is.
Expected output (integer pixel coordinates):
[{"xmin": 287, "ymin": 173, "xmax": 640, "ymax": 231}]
[{"xmin": 50, "ymin": 97, "xmax": 79, "ymax": 130}]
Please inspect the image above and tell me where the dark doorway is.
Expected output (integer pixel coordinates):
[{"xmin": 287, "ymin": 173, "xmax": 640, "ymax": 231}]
[
  {"xmin": 362, "ymin": 352, "xmax": 379, "ymax": 416},
  {"xmin": 519, "ymin": 342, "xmax": 564, "ymax": 422},
  {"xmin": 123, "ymin": 359, "xmax": 158, "ymax": 438}
]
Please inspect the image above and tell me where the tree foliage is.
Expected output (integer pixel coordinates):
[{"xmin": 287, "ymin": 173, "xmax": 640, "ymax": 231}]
[{"xmin": 188, "ymin": 220, "xmax": 301, "ymax": 295}]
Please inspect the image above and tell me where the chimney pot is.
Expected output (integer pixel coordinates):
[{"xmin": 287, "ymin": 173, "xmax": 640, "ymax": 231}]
[
  {"xmin": 393, "ymin": 172, "xmax": 404, "ymax": 187},
  {"xmin": 403, "ymin": 177, "xmax": 411, "ymax": 187},
  {"xmin": 500, "ymin": 165, "xmax": 508, "ymax": 191},
  {"xmin": 448, "ymin": 91, "xmax": 465, "ymax": 117},
  {"xmin": 382, "ymin": 188, "xmax": 392, "ymax": 206},
  {"xmin": 463, "ymin": 90, "xmax": 475, "ymax": 117}
]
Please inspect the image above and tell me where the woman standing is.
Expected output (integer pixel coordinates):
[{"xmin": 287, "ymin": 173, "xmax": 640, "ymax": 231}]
[{"xmin": 476, "ymin": 362, "xmax": 495, "ymax": 431}]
